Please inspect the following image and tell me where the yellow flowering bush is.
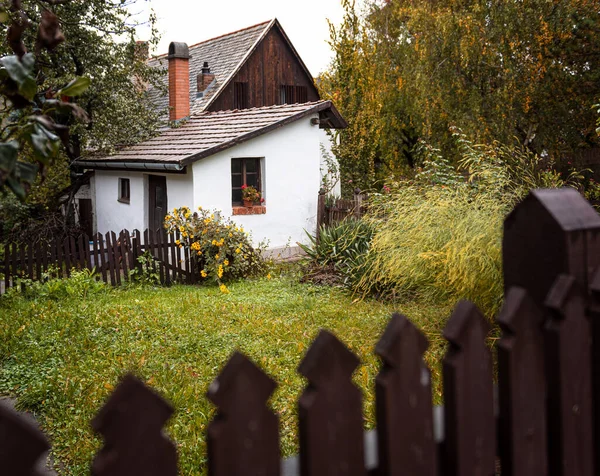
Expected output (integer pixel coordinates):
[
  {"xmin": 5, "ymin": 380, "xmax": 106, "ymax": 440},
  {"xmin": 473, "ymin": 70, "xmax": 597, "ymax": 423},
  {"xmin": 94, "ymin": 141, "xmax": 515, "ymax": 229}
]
[{"xmin": 164, "ymin": 206, "xmax": 265, "ymax": 291}]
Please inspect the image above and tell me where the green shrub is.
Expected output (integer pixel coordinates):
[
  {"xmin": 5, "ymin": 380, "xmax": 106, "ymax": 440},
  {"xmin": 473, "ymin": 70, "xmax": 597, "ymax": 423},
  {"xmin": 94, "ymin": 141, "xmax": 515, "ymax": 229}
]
[
  {"xmin": 5, "ymin": 267, "xmax": 106, "ymax": 301},
  {"xmin": 163, "ymin": 206, "xmax": 266, "ymax": 292},
  {"xmin": 299, "ymin": 219, "xmax": 374, "ymax": 286}
]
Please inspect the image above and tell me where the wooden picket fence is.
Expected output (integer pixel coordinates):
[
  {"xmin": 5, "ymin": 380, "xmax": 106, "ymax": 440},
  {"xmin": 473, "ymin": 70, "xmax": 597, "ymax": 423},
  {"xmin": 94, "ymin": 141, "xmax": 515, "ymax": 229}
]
[
  {"xmin": 316, "ymin": 188, "xmax": 367, "ymax": 231},
  {"xmin": 0, "ymin": 228, "xmax": 196, "ymax": 295},
  {"xmin": 2, "ymin": 187, "xmax": 600, "ymax": 476}
]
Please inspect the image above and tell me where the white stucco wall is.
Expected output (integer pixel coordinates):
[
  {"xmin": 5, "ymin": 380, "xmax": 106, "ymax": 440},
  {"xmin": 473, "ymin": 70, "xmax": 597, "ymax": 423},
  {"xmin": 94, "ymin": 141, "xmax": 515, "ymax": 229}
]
[
  {"xmin": 94, "ymin": 169, "xmax": 194, "ymax": 235},
  {"xmin": 93, "ymin": 114, "xmax": 335, "ymax": 249},
  {"xmin": 191, "ymin": 114, "xmax": 323, "ymax": 248}
]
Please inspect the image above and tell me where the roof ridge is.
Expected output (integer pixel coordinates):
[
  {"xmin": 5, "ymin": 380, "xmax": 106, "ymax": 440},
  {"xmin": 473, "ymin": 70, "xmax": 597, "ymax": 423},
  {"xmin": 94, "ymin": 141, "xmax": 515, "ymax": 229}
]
[
  {"xmin": 192, "ymin": 101, "xmax": 327, "ymax": 118},
  {"xmin": 151, "ymin": 20, "xmax": 272, "ymax": 59}
]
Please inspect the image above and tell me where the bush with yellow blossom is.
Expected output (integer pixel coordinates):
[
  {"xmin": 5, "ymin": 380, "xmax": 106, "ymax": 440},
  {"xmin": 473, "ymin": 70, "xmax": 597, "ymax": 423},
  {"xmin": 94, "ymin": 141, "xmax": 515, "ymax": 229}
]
[{"xmin": 163, "ymin": 206, "xmax": 265, "ymax": 292}]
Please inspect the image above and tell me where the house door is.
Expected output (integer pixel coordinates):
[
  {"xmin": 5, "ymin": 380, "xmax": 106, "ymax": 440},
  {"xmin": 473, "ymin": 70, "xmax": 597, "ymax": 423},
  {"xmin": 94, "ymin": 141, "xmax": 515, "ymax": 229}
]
[
  {"xmin": 78, "ymin": 199, "xmax": 94, "ymax": 237},
  {"xmin": 148, "ymin": 175, "xmax": 168, "ymax": 232}
]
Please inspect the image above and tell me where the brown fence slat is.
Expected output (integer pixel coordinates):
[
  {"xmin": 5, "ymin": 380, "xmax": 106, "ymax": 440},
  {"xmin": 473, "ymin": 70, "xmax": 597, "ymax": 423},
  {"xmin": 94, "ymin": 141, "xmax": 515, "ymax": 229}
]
[
  {"xmin": 134, "ymin": 230, "xmax": 143, "ymax": 275},
  {"xmin": 69, "ymin": 236, "xmax": 77, "ymax": 271},
  {"xmin": 298, "ymin": 330, "xmax": 365, "ymax": 476},
  {"xmin": 26, "ymin": 241, "xmax": 33, "ymax": 280},
  {"xmin": 110, "ymin": 231, "xmax": 122, "ymax": 286},
  {"xmin": 63, "ymin": 238, "xmax": 72, "ymax": 277},
  {"xmin": 55, "ymin": 236, "xmax": 64, "ymax": 278},
  {"xmin": 207, "ymin": 352, "xmax": 280, "ymax": 476},
  {"xmin": 3, "ymin": 242, "xmax": 10, "ymax": 293},
  {"xmin": 590, "ymin": 270, "xmax": 600, "ymax": 475},
  {"xmin": 104, "ymin": 232, "xmax": 116, "ymax": 286},
  {"xmin": 175, "ymin": 230, "xmax": 183, "ymax": 282},
  {"xmin": 375, "ymin": 313, "xmax": 436, "ymax": 476},
  {"xmin": 76, "ymin": 234, "xmax": 85, "ymax": 271},
  {"xmin": 91, "ymin": 374, "xmax": 177, "ymax": 476},
  {"xmin": 19, "ymin": 242, "xmax": 25, "ymax": 282},
  {"xmin": 49, "ymin": 238, "xmax": 57, "ymax": 274},
  {"xmin": 97, "ymin": 233, "xmax": 108, "ymax": 284},
  {"xmin": 545, "ymin": 275, "xmax": 594, "ymax": 476},
  {"xmin": 497, "ymin": 287, "xmax": 547, "ymax": 476},
  {"xmin": 0, "ymin": 401, "xmax": 50, "ymax": 475},
  {"xmin": 168, "ymin": 232, "xmax": 179, "ymax": 283},
  {"xmin": 124, "ymin": 230, "xmax": 134, "ymax": 276},
  {"xmin": 183, "ymin": 237, "xmax": 192, "ymax": 284},
  {"xmin": 443, "ymin": 300, "xmax": 495, "ymax": 476},
  {"xmin": 40, "ymin": 240, "xmax": 48, "ymax": 278},
  {"xmin": 119, "ymin": 231, "xmax": 129, "ymax": 282},
  {"xmin": 157, "ymin": 230, "xmax": 170, "ymax": 286},
  {"xmin": 148, "ymin": 229, "xmax": 162, "ymax": 284},
  {"xmin": 34, "ymin": 241, "xmax": 42, "ymax": 280}
]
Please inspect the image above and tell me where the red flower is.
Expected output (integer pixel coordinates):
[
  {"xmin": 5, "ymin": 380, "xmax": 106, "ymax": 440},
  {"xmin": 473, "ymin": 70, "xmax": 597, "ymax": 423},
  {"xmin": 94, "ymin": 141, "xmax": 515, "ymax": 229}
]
[
  {"xmin": 241, "ymin": 184, "xmax": 248, "ymax": 189},
  {"xmin": 260, "ymin": 198, "xmax": 265, "ymax": 203}
]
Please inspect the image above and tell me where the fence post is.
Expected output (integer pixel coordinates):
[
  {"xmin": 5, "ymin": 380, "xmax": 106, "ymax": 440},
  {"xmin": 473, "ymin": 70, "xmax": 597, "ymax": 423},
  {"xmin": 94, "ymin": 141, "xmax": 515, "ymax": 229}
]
[
  {"xmin": 298, "ymin": 330, "xmax": 365, "ymax": 476},
  {"xmin": 443, "ymin": 300, "xmax": 495, "ymax": 476},
  {"xmin": 207, "ymin": 352, "xmax": 280, "ymax": 476},
  {"xmin": 375, "ymin": 313, "xmax": 436, "ymax": 476},
  {"xmin": 316, "ymin": 189, "xmax": 326, "ymax": 244},
  {"xmin": 91, "ymin": 374, "xmax": 177, "ymax": 476},
  {"xmin": 353, "ymin": 188, "xmax": 362, "ymax": 219},
  {"xmin": 497, "ymin": 287, "xmax": 547, "ymax": 476}
]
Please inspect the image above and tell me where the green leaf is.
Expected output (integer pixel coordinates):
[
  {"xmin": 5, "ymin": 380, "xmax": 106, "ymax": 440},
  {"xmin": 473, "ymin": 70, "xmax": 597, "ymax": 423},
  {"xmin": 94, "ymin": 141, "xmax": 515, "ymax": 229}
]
[
  {"xmin": 0, "ymin": 54, "xmax": 37, "ymax": 101},
  {"xmin": 58, "ymin": 76, "xmax": 91, "ymax": 97},
  {"xmin": 15, "ymin": 161, "xmax": 39, "ymax": 183},
  {"xmin": 0, "ymin": 141, "xmax": 18, "ymax": 172}
]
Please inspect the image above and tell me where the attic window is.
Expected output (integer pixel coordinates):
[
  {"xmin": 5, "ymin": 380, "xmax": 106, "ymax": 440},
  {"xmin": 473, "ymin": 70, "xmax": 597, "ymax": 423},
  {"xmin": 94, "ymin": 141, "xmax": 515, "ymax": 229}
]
[
  {"xmin": 280, "ymin": 85, "xmax": 308, "ymax": 104},
  {"xmin": 118, "ymin": 178, "xmax": 130, "ymax": 204},
  {"xmin": 234, "ymin": 82, "xmax": 248, "ymax": 109}
]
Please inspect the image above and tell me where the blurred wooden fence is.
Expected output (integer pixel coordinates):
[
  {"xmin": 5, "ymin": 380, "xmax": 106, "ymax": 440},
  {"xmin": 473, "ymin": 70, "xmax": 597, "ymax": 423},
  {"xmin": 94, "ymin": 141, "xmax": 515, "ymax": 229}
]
[
  {"xmin": 317, "ymin": 188, "xmax": 367, "ymax": 231},
  {"xmin": 0, "ymin": 229, "xmax": 196, "ymax": 295},
  {"xmin": 2, "ymin": 188, "xmax": 600, "ymax": 476}
]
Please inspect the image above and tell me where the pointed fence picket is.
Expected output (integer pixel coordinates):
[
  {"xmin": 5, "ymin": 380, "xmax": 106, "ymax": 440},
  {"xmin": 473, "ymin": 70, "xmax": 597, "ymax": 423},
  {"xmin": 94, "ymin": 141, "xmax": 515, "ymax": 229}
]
[{"xmin": 1, "ymin": 188, "xmax": 600, "ymax": 475}]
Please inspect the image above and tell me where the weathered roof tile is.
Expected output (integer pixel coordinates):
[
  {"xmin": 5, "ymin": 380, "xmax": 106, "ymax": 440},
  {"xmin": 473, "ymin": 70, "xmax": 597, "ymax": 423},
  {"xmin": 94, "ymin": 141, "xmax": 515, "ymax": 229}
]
[{"xmin": 75, "ymin": 101, "xmax": 345, "ymax": 168}]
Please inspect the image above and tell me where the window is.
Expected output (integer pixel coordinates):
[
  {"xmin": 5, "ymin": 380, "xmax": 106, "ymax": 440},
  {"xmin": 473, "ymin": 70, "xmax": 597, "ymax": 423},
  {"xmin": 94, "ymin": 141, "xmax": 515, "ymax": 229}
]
[
  {"xmin": 280, "ymin": 85, "xmax": 294, "ymax": 104},
  {"xmin": 118, "ymin": 178, "xmax": 130, "ymax": 203},
  {"xmin": 231, "ymin": 158, "xmax": 261, "ymax": 205},
  {"xmin": 280, "ymin": 85, "xmax": 308, "ymax": 104},
  {"xmin": 233, "ymin": 82, "xmax": 248, "ymax": 109}
]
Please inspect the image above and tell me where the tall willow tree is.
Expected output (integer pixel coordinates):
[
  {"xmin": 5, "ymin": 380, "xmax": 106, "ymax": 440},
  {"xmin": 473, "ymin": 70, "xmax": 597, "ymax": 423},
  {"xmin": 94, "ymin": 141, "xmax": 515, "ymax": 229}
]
[{"xmin": 323, "ymin": 0, "xmax": 600, "ymax": 191}]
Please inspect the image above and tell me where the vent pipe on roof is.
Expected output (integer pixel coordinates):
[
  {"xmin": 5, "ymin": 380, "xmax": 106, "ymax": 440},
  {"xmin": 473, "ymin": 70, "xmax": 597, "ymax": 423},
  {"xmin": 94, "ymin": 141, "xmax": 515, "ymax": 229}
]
[
  {"xmin": 168, "ymin": 42, "xmax": 190, "ymax": 122},
  {"xmin": 198, "ymin": 61, "xmax": 215, "ymax": 95}
]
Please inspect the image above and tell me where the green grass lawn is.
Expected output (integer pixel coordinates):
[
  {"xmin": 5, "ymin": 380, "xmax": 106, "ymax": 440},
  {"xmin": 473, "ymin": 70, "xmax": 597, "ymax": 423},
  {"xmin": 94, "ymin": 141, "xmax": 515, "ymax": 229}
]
[{"xmin": 0, "ymin": 274, "xmax": 453, "ymax": 475}]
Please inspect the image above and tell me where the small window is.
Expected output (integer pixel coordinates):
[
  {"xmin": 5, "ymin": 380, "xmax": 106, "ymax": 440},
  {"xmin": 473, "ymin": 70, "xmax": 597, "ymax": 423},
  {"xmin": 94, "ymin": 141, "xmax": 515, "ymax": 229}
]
[
  {"xmin": 295, "ymin": 85, "xmax": 307, "ymax": 103},
  {"xmin": 280, "ymin": 85, "xmax": 308, "ymax": 104},
  {"xmin": 118, "ymin": 178, "xmax": 130, "ymax": 203},
  {"xmin": 280, "ymin": 85, "xmax": 295, "ymax": 104},
  {"xmin": 234, "ymin": 82, "xmax": 248, "ymax": 109},
  {"xmin": 232, "ymin": 158, "xmax": 262, "ymax": 205}
]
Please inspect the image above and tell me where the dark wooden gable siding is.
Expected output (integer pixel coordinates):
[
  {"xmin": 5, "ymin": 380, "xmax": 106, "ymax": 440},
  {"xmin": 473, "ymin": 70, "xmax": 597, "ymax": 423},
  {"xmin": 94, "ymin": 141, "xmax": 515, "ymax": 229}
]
[{"xmin": 208, "ymin": 27, "xmax": 320, "ymax": 112}]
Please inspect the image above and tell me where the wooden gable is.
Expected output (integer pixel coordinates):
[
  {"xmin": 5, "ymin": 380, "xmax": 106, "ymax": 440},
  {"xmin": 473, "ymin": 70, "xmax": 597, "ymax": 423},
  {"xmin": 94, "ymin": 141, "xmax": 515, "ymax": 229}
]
[{"xmin": 207, "ymin": 24, "xmax": 320, "ymax": 112}]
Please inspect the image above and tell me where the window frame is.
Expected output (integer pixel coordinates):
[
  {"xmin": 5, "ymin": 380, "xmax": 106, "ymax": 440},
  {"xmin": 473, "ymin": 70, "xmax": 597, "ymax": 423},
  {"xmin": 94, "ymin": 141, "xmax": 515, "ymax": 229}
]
[
  {"xmin": 118, "ymin": 178, "xmax": 130, "ymax": 204},
  {"xmin": 231, "ymin": 158, "xmax": 262, "ymax": 206},
  {"xmin": 233, "ymin": 82, "xmax": 249, "ymax": 109}
]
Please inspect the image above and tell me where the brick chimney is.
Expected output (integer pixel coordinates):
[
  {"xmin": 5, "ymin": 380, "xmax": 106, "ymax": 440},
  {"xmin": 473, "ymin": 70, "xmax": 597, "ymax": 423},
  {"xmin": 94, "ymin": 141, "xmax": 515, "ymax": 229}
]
[
  {"xmin": 168, "ymin": 42, "xmax": 190, "ymax": 122},
  {"xmin": 197, "ymin": 62, "xmax": 215, "ymax": 96}
]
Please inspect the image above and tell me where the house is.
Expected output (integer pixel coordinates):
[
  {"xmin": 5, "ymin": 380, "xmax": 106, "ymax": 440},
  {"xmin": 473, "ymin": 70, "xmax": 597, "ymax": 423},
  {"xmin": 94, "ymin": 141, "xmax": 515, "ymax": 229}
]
[{"xmin": 72, "ymin": 19, "xmax": 346, "ymax": 254}]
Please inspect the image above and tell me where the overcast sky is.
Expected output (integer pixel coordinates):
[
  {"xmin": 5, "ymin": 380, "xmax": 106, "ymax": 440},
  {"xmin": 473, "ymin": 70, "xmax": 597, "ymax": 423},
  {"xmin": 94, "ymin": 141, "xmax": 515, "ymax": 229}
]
[{"xmin": 128, "ymin": 0, "xmax": 362, "ymax": 76}]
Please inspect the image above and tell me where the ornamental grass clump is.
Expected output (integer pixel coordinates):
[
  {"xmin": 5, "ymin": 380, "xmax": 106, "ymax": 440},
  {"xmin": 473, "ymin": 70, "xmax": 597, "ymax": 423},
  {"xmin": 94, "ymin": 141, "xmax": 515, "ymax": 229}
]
[
  {"xmin": 356, "ymin": 184, "xmax": 505, "ymax": 318},
  {"xmin": 164, "ymin": 206, "xmax": 265, "ymax": 292}
]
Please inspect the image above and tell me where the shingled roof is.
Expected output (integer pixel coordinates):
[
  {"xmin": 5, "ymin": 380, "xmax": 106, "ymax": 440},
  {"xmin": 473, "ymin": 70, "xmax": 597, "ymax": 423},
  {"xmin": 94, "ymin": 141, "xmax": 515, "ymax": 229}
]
[
  {"xmin": 74, "ymin": 101, "xmax": 346, "ymax": 170},
  {"xmin": 147, "ymin": 20, "xmax": 273, "ymax": 121}
]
